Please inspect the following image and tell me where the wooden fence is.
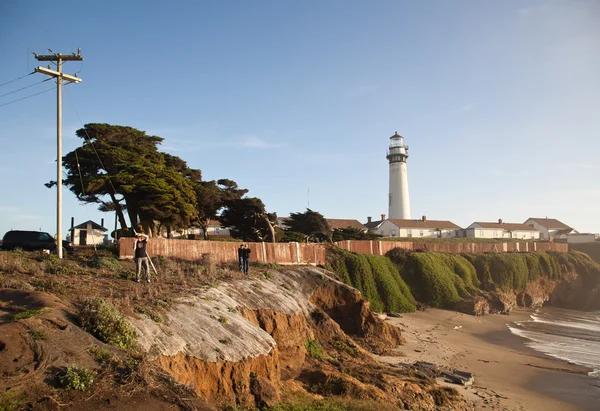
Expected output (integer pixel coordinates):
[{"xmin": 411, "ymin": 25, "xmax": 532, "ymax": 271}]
[
  {"xmin": 334, "ymin": 240, "xmax": 569, "ymax": 255},
  {"xmin": 119, "ymin": 238, "xmax": 568, "ymax": 264},
  {"xmin": 119, "ymin": 238, "xmax": 327, "ymax": 265}
]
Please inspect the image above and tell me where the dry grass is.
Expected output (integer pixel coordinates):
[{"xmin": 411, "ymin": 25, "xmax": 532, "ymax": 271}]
[{"xmin": 0, "ymin": 250, "xmax": 246, "ymax": 318}]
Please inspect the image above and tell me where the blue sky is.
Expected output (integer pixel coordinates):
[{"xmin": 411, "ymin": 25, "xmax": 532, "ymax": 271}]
[{"xmin": 0, "ymin": 0, "xmax": 599, "ymax": 237}]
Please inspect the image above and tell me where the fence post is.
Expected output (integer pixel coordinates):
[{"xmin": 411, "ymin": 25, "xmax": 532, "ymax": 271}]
[
  {"xmin": 261, "ymin": 242, "xmax": 267, "ymax": 263},
  {"xmin": 296, "ymin": 242, "xmax": 301, "ymax": 264}
]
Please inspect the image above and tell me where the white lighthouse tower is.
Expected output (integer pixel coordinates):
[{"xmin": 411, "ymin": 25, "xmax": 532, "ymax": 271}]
[{"xmin": 387, "ymin": 131, "xmax": 411, "ymax": 219}]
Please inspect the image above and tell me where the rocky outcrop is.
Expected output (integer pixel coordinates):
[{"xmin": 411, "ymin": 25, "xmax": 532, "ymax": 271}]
[
  {"xmin": 129, "ymin": 268, "xmax": 408, "ymax": 407},
  {"xmin": 455, "ymin": 296, "xmax": 490, "ymax": 316},
  {"xmin": 454, "ymin": 284, "xmax": 516, "ymax": 316},
  {"xmin": 129, "ymin": 267, "xmax": 466, "ymax": 409},
  {"xmin": 309, "ymin": 279, "xmax": 404, "ymax": 353},
  {"xmin": 456, "ymin": 268, "xmax": 600, "ymax": 315},
  {"xmin": 239, "ymin": 308, "xmax": 312, "ymax": 380},
  {"xmin": 547, "ymin": 271, "xmax": 600, "ymax": 311},
  {"xmin": 156, "ymin": 350, "xmax": 280, "ymax": 407}
]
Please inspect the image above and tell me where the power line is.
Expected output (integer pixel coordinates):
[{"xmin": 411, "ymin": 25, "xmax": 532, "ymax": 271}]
[
  {"xmin": 0, "ymin": 72, "xmax": 33, "ymax": 89},
  {"xmin": 0, "ymin": 86, "xmax": 54, "ymax": 108},
  {"xmin": 63, "ymin": 86, "xmax": 121, "ymax": 199},
  {"xmin": 0, "ymin": 78, "xmax": 51, "ymax": 98}
]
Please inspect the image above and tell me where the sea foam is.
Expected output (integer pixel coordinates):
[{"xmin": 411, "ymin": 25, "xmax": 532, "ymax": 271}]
[{"xmin": 508, "ymin": 308, "xmax": 600, "ymax": 379}]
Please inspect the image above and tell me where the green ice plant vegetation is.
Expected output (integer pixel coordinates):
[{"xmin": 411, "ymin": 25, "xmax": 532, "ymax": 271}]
[
  {"xmin": 325, "ymin": 248, "xmax": 415, "ymax": 313},
  {"xmin": 80, "ymin": 298, "xmax": 137, "ymax": 349},
  {"xmin": 326, "ymin": 246, "xmax": 599, "ymax": 311}
]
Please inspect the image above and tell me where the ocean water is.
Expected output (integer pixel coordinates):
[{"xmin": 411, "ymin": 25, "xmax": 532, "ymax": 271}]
[{"xmin": 507, "ymin": 307, "xmax": 600, "ymax": 378}]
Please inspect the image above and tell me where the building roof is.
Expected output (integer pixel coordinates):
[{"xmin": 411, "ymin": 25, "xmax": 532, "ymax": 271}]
[
  {"xmin": 73, "ymin": 220, "xmax": 108, "ymax": 232},
  {"xmin": 387, "ymin": 219, "xmax": 461, "ymax": 230},
  {"xmin": 472, "ymin": 222, "xmax": 538, "ymax": 232},
  {"xmin": 364, "ymin": 219, "xmax": 384, "ymax": 229},
  {"xmin": 326, "ymin": 219, "xmax": 366, "ymax": 230},
  {"xmin": 526, "ymin": 218, "xmax": 572, "ymax": 230}
]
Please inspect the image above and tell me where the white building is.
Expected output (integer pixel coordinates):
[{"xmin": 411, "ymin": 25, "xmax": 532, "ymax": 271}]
[
  {"xmin": 364, "ymin": 214, "xmax": 387, "ymax": 234},
  {"xmin": 523, "ymin": 218, "xmax": 573, "ymax": 241},
  {"xmin": 566, "ymin": 233, "xmax": 599, "ymax": 244},
  {"xmin": 465, "ymin": 220, "xmax": 540, "ymax": 240},
  {"xmin": 71, "ymin": 220, "xmax": 108, "ymax": 246},
  {"xmin": 387, "ymin": 132, "xmax": 411, "ymax": 219},
  {"xmin": 377, "ymin": 216, "xmax": 461, "ymax": 238}
]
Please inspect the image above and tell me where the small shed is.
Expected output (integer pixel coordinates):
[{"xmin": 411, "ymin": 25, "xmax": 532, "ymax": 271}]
[{"xmin": 72, "ymin": 220, "xmax": 108, "ymax": 246}]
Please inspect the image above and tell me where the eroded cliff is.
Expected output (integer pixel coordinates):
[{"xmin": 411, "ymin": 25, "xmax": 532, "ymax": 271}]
[{"xmin": 129, "ymin": 267, "xmax": 467, "ymax": 409}]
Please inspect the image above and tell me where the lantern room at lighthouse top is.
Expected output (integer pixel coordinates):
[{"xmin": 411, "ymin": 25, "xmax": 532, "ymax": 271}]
[{"xmin": 386, "ymin": 131, "xmax": 409, "ymax": 163}]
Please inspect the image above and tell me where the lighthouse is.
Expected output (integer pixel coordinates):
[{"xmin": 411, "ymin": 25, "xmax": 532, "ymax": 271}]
[{"xmin": 387, "ymin": 131, "xmax": 411, "ymax": 219}]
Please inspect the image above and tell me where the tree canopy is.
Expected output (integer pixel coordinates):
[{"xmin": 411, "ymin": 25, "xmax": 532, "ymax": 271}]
[
  {"xmin": 285, "ymin": 209, "xmax": 331, "ymax": 242},
  {"xmin": 332, "ymin": 227, "xmax": 382, "ymax": 242},
  {"xmin": 220, "ymin": 197, "xmax": 277, "ymax": 242},
  {"xmin": 53, "ymin": 123, "xmax": 254, "ymax": 238}
]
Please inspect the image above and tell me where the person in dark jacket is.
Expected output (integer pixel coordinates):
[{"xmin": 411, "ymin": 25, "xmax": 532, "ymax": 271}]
[
  {"xmin": 238, "ymin": 244, "xmax": 243, "ymax": 271},
  {"xmin": 242, "ymin": 244, "xmax": 251, "ymax": 274},
  {"xmin": 134, "ymin": 233, "xmax": 151, "ymax": 283}
]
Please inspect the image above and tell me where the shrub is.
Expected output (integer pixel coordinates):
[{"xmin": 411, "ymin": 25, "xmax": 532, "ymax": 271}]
[
  {"xmin": 28, "ymin": 329, "xmax": 47, "ymax": 340},
  {"xmin": 80, "ymin": 298, "xmax": 137, "ymax": 349},
  {"xmin": 401, "ymin": 252, "xmax": 462, "ymax": 307},
  {"xmin": 464, "ymin": 253, "xmax": 530, "ymax": 291},
  {"xmin": 29, "ymin": 277, "xmax": 68, "ymax": 294},
  {"xmin": 59, "ymin": 365, "xmax": 96, "ymax": 391},
  {"xmin": 326, "ymin": 248, "xmax": 415, "ymax": 313},
  {"xmin": 364, "ymin": 254, "xmax": 415, "ymax": 312},
  {"xmin": 305, "ymin": 339, "xmax": 324, "ymax": 360},
  {"xmin": 89, "ymin": 346, "xmax": 112, "ymax": 363},
  {"xmin": 343, "ymin": 252, "xmax": 383, "ymax": 311},
  {"xmin": 134, "ymin": 305, "xmax": 163, "ymax": 324},
  {"xmin": 43, "ymin": 256, "xmax": 85, "ymax": 276},
  {"xmin": 154, "ymin": 297, "xmax": 173, "ymax": 308},
  {"xmin": 89, "ymin": 256, "xmax": 121, "ymax": 271},
  {"xmin": 0, "ymin": 391, "xmax": 27, "ymax": 411},
  {"xmin": 12, "ymin": 307, "xmax": 50, "ymax": 321},
  {"xmin": 0, "ymin": 253, "xmax": 26, "ymax": 274}
]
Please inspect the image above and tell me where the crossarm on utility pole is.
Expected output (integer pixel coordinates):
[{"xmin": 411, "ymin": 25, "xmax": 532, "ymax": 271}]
[{"xmin": 34, "ymin": 67, "xmax": 82, "ymax": 83}]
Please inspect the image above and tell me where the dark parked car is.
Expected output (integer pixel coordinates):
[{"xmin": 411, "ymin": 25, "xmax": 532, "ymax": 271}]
[{"xmin": 1, "ymin": 230, "xmax": 73, "ymax": 252}]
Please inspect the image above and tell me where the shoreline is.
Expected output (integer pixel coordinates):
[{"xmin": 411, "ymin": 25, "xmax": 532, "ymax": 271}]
[{"xmin": 378, "ymin": 308, "xmax": 600, "ymax": 410}]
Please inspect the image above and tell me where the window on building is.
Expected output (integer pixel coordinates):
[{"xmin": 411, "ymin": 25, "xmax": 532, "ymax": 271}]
[
  {"xmin": 420, "ymin": 230, "xmax": 424, "ymax": 237},
  {"xmin": 215, "ymin": 227, "xmax": 220, "ymax": 234},
  {"xmin": 391, "ymin": 229, "xmax": 396, "ymax": 237}
]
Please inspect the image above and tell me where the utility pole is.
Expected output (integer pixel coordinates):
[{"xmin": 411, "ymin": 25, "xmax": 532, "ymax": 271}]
[{"xmin": 34, "ymin": 49, "xmax": 83, "ymax": 258}]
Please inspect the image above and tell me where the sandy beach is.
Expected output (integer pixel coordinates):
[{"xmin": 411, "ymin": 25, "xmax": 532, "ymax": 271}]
[{"xmin": 378, "ymin": 308, "xmax": 600, "ymax": 410}]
